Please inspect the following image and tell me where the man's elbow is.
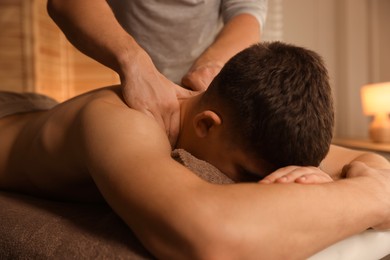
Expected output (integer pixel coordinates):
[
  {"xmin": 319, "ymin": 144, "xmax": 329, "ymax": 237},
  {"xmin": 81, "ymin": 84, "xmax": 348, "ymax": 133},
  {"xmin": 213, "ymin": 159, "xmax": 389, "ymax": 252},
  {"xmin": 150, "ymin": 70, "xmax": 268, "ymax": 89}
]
[
  {"xmin": 184, "ymin": 220, "xmax": 269, "ymax": 260},
  {"xmin": 167, "ymin": 223, "xmax": 244, "ymax": 260},
  {"xmin": 141, "ymin": 200, "xmax": 253, "ymax": 259},
  {"xmin": 162, "ymin": 204, "xmax": 268, "ymax": 260}
]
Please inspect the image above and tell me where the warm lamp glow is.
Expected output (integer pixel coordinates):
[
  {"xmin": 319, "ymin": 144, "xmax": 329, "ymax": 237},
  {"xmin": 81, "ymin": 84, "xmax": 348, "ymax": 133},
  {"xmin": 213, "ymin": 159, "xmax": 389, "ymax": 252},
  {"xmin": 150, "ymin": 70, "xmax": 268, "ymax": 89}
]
[{"xmin": 361, "ymin": 82, "xmax": 390, "ymax": 143}]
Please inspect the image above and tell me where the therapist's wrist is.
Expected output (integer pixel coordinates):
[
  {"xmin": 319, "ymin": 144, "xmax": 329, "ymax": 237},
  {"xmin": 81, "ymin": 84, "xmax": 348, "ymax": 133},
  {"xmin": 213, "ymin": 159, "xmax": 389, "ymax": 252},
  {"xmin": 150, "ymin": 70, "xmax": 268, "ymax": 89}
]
[{"xmin": 115, "ymin": 39, "xmax": 150, "ymax": 79}]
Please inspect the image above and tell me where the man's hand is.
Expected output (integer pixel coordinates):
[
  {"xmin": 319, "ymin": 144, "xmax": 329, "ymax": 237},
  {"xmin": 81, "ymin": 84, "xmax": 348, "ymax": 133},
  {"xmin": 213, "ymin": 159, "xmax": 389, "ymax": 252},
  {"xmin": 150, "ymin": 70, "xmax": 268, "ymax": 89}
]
[
  {"xmin": 342, "ymin": 161, "xmax": 390, "ymax": 230},
  {"xmin": 121, "ymin": 53, "xmax": 196, "ymax": 147},
  {"xmin": 181, "ymin": 61, "xmax": 223, "ymax": 91},
  {"xmin": 259, "ymin": 165, "xmax": 333, "ymax": 184}
]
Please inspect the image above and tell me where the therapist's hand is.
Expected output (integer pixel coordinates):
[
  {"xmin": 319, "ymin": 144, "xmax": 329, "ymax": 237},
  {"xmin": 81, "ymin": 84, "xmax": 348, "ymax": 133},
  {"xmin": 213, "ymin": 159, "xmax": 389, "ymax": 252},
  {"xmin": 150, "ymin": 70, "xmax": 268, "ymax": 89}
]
[
  {"xmin": 121, "ymin": 52, "xmax": 196, "ymax": 147},
  {"xmin": 182, "ymin": 60, "xmax": 223, "ymax": 91}
]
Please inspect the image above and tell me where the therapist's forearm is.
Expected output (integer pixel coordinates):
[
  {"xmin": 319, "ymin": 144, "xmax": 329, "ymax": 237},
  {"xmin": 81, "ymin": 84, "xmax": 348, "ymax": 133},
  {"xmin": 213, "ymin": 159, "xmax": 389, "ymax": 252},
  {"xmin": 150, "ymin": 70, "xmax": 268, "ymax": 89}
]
[
  {"xmin": 195, "ymin": 14, "xmax": 261, "ymax": 66},
  {"xmin": 47, "ymin": 0, "xmax": 145, "ymax": 77}
]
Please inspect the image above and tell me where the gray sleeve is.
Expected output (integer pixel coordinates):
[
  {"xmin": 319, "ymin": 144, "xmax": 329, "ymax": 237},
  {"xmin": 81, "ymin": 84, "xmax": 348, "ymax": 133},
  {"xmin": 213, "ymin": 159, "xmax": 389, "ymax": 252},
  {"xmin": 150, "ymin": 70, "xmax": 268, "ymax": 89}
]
[{"xmin": 221, "ymin": 0, "xmax": 268, "ymax": 31}]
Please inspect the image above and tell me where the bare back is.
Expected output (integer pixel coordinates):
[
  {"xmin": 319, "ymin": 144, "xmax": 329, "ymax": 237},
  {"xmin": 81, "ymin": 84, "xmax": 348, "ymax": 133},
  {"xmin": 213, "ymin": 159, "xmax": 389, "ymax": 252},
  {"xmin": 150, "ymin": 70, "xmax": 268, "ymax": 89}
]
[{"xmin": 0, "ymin": 86, "xmax": 166, "ymax": 202}]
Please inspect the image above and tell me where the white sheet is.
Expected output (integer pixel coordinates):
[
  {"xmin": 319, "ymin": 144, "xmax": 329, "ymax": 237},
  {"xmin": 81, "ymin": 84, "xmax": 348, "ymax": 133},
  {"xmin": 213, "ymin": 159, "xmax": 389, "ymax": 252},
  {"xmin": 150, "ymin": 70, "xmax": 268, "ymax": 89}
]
[{"xmin": 310, "ymin": 230, "xmax": 390, "ymax": 260}]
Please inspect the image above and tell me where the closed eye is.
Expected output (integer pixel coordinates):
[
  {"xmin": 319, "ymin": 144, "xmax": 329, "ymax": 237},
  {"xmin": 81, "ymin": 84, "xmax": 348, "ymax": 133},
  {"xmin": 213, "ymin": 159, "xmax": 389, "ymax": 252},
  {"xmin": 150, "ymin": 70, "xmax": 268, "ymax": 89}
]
[{"xmin": 237, "ymin": 167, "xmax": 264, "ymax": 182}]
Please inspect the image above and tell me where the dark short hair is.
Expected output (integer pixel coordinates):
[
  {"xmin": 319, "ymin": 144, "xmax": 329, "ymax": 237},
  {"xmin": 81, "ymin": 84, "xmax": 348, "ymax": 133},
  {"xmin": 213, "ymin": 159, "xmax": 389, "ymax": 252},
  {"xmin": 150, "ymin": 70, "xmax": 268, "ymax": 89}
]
[{"xmin": 201, "ymin": 41, "xmax": 334, "ymax": 169}]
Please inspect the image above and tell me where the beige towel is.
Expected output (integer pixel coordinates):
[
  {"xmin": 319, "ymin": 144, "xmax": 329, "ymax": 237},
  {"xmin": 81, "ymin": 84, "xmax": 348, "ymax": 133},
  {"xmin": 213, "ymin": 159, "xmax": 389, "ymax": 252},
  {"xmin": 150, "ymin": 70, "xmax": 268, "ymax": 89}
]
[
  {"xmin": 172, "ymin": 149, "xmax": 234, "ymax": 184},
  {"xmin": 0, "ymin": 91, "xmax": 58, "ymax": 118}
]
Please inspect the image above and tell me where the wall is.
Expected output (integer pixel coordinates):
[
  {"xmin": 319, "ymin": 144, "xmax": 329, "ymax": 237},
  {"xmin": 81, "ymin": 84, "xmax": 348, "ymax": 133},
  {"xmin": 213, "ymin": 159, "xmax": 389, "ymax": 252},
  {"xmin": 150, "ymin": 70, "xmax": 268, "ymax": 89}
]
[
  {"xmin": 370, "ymin": 0, "xmax": 390, "ymax": 83},
  {"xmin": 0, "ymin": 0, "xmax": 32, "ymax": 92},
  {"xmin": 278, "ymin": 0, "xmax": 390, "ymax": 139}
]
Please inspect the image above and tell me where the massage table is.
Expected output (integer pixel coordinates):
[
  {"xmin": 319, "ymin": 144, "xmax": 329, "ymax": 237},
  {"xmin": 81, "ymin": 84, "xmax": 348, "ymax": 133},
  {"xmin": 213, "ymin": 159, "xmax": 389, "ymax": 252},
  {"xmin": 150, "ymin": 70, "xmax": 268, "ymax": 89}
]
[{"xmin": 1, "ymin": 149, "xmax": 390, "ymax": 259}]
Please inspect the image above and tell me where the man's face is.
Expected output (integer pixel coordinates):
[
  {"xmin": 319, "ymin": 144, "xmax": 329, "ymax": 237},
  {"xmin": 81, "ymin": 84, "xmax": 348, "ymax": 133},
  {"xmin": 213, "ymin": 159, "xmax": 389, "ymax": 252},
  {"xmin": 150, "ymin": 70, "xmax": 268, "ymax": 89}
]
[
  {"xmin": 202, "ymin": 139, "xmax": 271, "ymax": 182},
  {"xmin": 183, "ymin": 106, "xmax": 273, "ymax": 182}
]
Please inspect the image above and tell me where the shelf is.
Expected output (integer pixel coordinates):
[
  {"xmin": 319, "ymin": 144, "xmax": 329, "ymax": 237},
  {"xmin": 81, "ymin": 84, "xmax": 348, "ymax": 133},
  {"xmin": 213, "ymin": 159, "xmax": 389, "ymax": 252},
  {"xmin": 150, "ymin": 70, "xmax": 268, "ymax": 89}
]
[
  {"xmin": 332, "ymin": 138, "xmax": 390, "ymax": 153},
  {"xmin": 332, "ymin": 138, "xmax": 390, "ymax": 161}
]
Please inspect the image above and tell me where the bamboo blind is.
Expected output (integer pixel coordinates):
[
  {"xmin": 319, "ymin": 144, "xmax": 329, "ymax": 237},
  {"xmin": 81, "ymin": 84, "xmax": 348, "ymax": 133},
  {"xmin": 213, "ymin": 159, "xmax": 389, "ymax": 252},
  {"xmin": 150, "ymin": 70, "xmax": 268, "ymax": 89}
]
[{"xmin": 0, "ymin": 0, "xmax": 119, "ymax": 101}]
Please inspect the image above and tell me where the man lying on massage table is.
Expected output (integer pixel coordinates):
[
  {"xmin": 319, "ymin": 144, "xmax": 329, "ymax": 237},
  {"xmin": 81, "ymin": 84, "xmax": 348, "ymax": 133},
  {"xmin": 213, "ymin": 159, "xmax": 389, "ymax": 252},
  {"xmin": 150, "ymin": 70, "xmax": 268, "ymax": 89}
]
[{"xmin": 0, "ymin": 42, "xmax": 389, "ymax": 259}]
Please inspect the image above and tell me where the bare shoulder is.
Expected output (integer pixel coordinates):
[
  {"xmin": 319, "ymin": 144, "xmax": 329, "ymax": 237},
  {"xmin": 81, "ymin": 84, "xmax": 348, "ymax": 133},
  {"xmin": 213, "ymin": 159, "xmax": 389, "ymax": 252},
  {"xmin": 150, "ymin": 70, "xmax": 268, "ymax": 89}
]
[
  {"xmin": 75, "ymin": 87, "xmax": 173, "ymax": 173},
  {"xmin": 78, "ymin": 87, "xmax": 171, "ymax": 152},
  {"xmin": 51, "ymin": 85, "xmax": 168, "ymax": 149}
]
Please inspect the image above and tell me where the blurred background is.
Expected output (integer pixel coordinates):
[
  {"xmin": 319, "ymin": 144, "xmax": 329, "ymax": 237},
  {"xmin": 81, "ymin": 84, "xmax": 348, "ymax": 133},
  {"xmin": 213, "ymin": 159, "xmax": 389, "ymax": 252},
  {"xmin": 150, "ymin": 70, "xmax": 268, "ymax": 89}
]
[{"xmin": 0, "ymin": 0, "xmax": 389, "ymax": 141}]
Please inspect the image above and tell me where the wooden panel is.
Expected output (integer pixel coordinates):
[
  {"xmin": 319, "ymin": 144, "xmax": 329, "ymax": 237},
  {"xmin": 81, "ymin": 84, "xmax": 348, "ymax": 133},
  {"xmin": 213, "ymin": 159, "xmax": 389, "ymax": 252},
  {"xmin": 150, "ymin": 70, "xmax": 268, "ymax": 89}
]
[
  {"xmin": 0, "ymin": 0, "xmax": 27, "ymax": 92},
  {"xmin": 70, "ymin": 49, "xmax": 119, "ymax": 97},
  {"xmin": 33, "ymin": 0, "xmax": 119, "ymax": 100},
  {"xmin": 0, "ymin": 0, "xmax": 119, "ymax": 101},
  {"xmin": 34, "ymin": 0, "xmax": 70, "ymax": 101}
]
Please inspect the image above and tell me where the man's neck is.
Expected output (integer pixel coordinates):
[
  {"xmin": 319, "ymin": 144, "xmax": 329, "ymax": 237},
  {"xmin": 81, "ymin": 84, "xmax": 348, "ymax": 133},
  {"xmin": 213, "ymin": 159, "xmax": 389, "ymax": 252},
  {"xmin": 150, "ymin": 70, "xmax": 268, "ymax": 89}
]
[{"xmin": 175, "ymin": 93, "xmax": 203, "ymax": 150}]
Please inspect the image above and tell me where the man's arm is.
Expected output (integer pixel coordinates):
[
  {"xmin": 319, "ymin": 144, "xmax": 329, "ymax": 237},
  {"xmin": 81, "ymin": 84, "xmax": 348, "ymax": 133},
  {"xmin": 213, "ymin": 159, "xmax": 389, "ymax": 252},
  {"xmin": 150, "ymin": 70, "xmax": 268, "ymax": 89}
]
[
  {"xmin": 47, "ymin": 0, "xmax": 194, "ymax": 145},
  {"xmin": 76, "ymin": 99, "xmax": 390, "ymax": 259},
  {"xmin": 322, "ymin": 145, "xmax": 390, "ymax": 179},
  {"xmin": 260, "ymin": 144, "xmax": 390, "ymax": 184},
  {"xmin": 182, "ymin": 13, "xmax": 261, "ymax": 90}
]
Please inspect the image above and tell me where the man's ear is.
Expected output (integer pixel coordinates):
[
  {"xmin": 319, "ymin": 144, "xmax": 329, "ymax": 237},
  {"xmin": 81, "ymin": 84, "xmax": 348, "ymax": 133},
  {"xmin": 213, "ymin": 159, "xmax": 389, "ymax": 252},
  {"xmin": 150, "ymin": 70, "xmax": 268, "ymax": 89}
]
[{"xmin": 193, "ymin": 110, "xmax": 222, "ymax": 138}]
